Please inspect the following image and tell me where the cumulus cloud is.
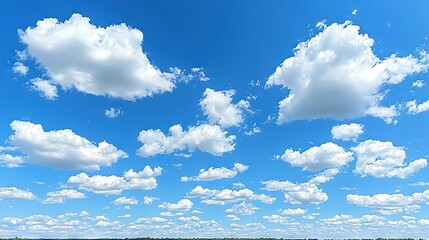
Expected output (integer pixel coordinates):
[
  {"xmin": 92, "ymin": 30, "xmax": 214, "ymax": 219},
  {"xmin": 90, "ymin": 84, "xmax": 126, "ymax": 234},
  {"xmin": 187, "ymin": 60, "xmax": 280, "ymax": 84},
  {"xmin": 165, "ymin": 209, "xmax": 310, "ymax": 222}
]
[
  {"xmin": 346, "ymin": 189, "xmax": 429, "ymax": 215},
  {"xmin": 112, "ymin": 196, "xmax": 138, "ymax": 205},
  {"xmin": 158, "ymin": 199, "xmax": 193, "ymax": 212},
  {"xmin": 137, "ymin": 124, "xmax": 235, "ymax": 157},
  {"xmin": 9, "ymin": 120, "xmax": 128, "ymax": 171},
  {"xmin": 225, "ymin": 201, "xmax": 258, "ymax": 216},
  {"xmin": 262, "ymin": 168, "xmax": 340, "ymax": 204},
  {"xmin": 331, "ymin": 123, "xmax": 364, "ymax": 141},
  {"xmin": 67, "ymin": 165, "xmax": 162, "ymax": 195},
  {"xmin": 42, "ymin": 189, "xmax": 86, "ymax": 204},
  {"xmin": 412, "ymin": 79, "xmax": 425, "ymax": 88},
  {"xmin": 31, "ymin": 78, "xmax": 58, "ymax": 100},
  {"xmin": 0, "ymin": 146, "xmax": 24, "ymax": 168},
  {"xmin": 105, "ymin": 108, "xmax": 123, "ymax": 118},
  {"xmin": 266, "ymin": 21, "xmax": 428, "ymax": 123},
  {"xmin": 12, "ymin": 62, "xmax": 29, "ymax": 76},
  {"xmin": 406, "ymin": 99, "xmax": 429, "ymax": 114},
  {"xmin": 18, "ymin": 14, "xmax": 180, "ymax": 100},
  {"xmin": 181, "ymin": 163, "xmax": 248, "ymax": 182},
  {"xmin": 191, "ymin": 67, "xmax": 210, "ymax": 81},
  {"xmin": 352, "ymin": 140, "xmax": 427, "ymax": 178},
  {"xmin": 188, "ymin": 186, "xmax": 275, "ymax": 205},
  {"xmin": 143, "ymin": 196, "xmax": 159, "ymax": 205},
  {"xmin": 0, "ymin": 187, "xmax": 36, "ymax": 200},
  {"xmin": 280, "ymin": 142, "xmax": 353, "ymax": 171},
  {"xmin": 200, "ymin": 88, "xmax": 250, "ymax": 128},
  {"xmin": 281, "ymin": 208, "xmax": 307, "ymax": 216},
  {"xmin": 365, "ymin": 105, "xmax": 399, "ymax": 124}
]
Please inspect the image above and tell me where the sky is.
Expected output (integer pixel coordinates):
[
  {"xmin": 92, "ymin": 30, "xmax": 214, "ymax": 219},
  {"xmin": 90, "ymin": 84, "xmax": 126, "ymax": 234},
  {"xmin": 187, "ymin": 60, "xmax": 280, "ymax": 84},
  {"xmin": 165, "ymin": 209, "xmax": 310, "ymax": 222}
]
[{"xmin": 1, "ymin": 0, "xmax": 429, "ymax": 238}]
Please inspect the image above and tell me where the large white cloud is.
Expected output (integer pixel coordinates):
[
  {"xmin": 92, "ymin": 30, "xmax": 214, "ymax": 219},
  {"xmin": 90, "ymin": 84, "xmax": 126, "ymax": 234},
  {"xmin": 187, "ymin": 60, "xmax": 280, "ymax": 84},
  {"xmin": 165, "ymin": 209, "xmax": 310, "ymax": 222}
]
[
  {"xmin": 346, "ymin": 189, "xmax": 429, "ymax": 215},
  {"xmin": 42, "ymin": 189, "xmax": 86, "ymax": 204},
  {"xmin": 18, "ymin": 14, "xmax": 178, "ymax": 100},
  {"xmin": 280, "ymin": 142, "xmax": 353, "ymax": 171},
  {"xmin": 137, "ymin": 124, "xmax": 235, "ymax": 157},
  {"xmin": 331, "ymin": 123, "xmax": 364, "ymax": 141},
  {"xmin": 200, "ymin": 88, "xmax": 250, "ymax": 128},
  {"xmin": 181, "ymin": 163, "xmax": 248, "ymax": 182},
  {"xmin": 352, "ymin": 140, "xmax": 427, "ymax": 178},
  {"xmin": 188, "ymin": 186, "xmax": 275, "ymax": 205},
  {"xmin": 0, "ymin": 187, "xmax": 36, "ymax": 200},
  {"xmin": 266, "ymin": 21, "xmax": 428, "ymax": 123},
  {"xmin": 262, "ymin": 168, "xmax": 339, "ymax": 204},
  {"xmin": 9, "ymin": 120, "xmax": 128, "ymax": 171},
  {"xmin": 67, "ymin": 166, "xmax": 162, "ymax": 195}
]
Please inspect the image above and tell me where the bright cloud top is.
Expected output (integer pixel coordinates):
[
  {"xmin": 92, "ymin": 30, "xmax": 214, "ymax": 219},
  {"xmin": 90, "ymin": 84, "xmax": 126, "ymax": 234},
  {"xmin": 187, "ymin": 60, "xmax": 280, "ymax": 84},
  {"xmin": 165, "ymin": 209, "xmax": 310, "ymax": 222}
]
[
  {"xmin": 188, "ymin": 186, "xmax": 275, "ymax": 205},
  {"xmin": 280, "ymin": 142, "xmax": 353, "ymax": 171},
  {"xmin": 158, "ymin": 199, "xmax": 193, "ymax": 212},
  {"xmin": 181, "ymin": 163, "xmax": 248, "ymax": 182},
  {"xmin": 18, "ymin": 14, "xmax": 177, "ymax": 100},
  {"xmin": 0, "ymin": 187, "xmax": 36, "ymax": 200},
  {"xmin": 137, "ymin": 124, "xmax": 235, "ymax": 157},
  {"xmin": 352, "ymin": 139, "xmax": 427, "ymax": 178},
  {"xmin": 266, "ymin": 21, "xmax": 428, "ymax": 123},
  {"xmin": 42, "ymin": 189, "xmax": 86, "ymax": 204},
  {"xmin": 67, "ymin": 166, "xmax": 162, "ymax": 195},
  {"xmin": 331, "ymin": 123, "xmax": 364, "ymax": 141},
  {"xmin": 9, "ymin": 120, "xmax": 128, "ymax": 171},
  {"xmin": 200, "ymin": 88, "xmax": 250, "ymax": 128}
]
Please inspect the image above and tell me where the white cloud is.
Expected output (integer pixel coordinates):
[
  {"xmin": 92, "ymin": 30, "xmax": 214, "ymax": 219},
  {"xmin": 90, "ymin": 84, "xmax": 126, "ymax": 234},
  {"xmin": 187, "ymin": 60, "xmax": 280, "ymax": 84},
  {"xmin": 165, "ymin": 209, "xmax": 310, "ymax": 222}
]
[
  {"xmin": 19, "ymin": 14, "xmax": 180, "ymax": 100},
  {"xmin": 118, "ymin": 214, "xmax": 131, "ymax": 218},
  {"xmin": 321, "ymin": 214, "xmax": 385, "ymax": 225},
  {"xmin": 79, "ymin": 211, "xmax": 90, "ymax": 217},
  {"xmin": 158, "ymin": 199, "xmax": 193, "ymax": 212},
  {"xmin": 352, "ymin": 9, "xmax": 358, "ymax": 15},
  {"xmin": 200, "ymin": 88, "xmax": 250, "ymax": 128},
  {"xmin": 352, "ymin": 139, "xmax": 427, "ymax": 178},
  {"xmin": 266, "ymin": 21, "xmax": 428, "ymax": 123},
  {"xmin": 137, "ymin": 124, "xmax": 235, "ymax": 157},
  {"xmin": 181, "ymin": 163, "xmax": 248, "ymax": 182},
  {"xmin": 365, "ymin": 105, "xmax": 399, "ymax": 124},
  {"xmin": 225, "ymin": 201, "xmax": 258, "ymax": 215},
  {"xmin": 105, "ymin": 108, "xmax": 123, "ymax": 118},
  {"xmin": 143, "ymin": 196, "xmax": 159, "ymax": 205},
  {"xmin": 188, "ymin": 186, "xmax": 275, "ymax": 205},
  {"xmin": 12, "ymin": 62, "xmax": 28, "ymax": 76},
  {"xmin": 346, "ymin": 189, "xmax": 429, "ymax": 215},
  {"xmin": 280, "ymin": 142, "xmax": 353, "ymax": 171},
  {"xmin": 178, "ymin": 216, "xmax": 201, "ymax": 222},
  {"xmin": 112, "ymin": 196, "xmax": 138, "ymax": 205},
  {"xmin": 0, "ymin": 187, "xmax": 36, "ymax": 200},
  {"xmin": 262, "ymin": 168, "xmax": 339, "ymax": 204},
  {"xmin": 409, "ymin": 181, "xmax": 429, "ymax": 187},
  {"xmin": 281, "ymin": 208, "xmax": 306, "ymax": 216},
  {"xmin": 244, "ymin": 126, "xmax": 261, "ymax": 136},
  {"xmin": 191, "ymin": 67, "xmax": 210, "ymax": 81},
  {"xmin": 31, "ymin": 78, "xmax": 58, "ymax": 100},
  {"xmin": 331, "ymin": 123, "xmax": 364, "ymax": 141},
  {"xmin": 135, "ymin": 217, "xmax": 168, "ymax": 224},
  {"xmin": 406, "ymin": 99, "xmax": 429, "ymax": 114},
  {"xmin": 0, "ymin": 147, "xmax": 24, "ymax": 168},
  {"xmin": 9, "ymin": 120, "xmax": 128, "ymax": 171},
  {"xmin": 412, "ymin": 79, "xmax": 425, "ymax": 88},
  {"xmin": 42, "ymin": 189, "xmax": 86, "ymax": 204},
  {"xmin": 67, "ymin": 165, "xmax": 162, "ymax": 195}
]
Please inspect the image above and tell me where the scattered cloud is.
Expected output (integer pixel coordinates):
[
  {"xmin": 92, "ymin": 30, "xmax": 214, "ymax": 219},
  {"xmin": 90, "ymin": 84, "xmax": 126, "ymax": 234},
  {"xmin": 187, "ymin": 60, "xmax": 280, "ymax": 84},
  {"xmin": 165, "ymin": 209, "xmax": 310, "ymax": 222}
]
[
  {"xmin": 191, "ymin": 67, "xmax": 210, "ymax": 81},
  {"xmin": 412, "ymin": 79, "xmax": 425, "ymax": 88},
  {"xmin": 105, "ymin": 108, "xmax": 123, "ymax": 118},
  {"xmin": 331, "ymin": 123, "xmax": 364, "ymax": 141},
  {"xmin": 143, "ymin": 196, "xmax": 159, "ymax": 205},
  {"xmin": 225, "ymin": 201, "xmax": 258, "ymax": 215},
  {"xmin": 352, "ymin": 9, "xmax": 358, "ymax": 15},
  {"xmin": 0, "ymin": 187, "xmax": 36, "ymax": 200},
  {"xmin": 188, "ymin": 186, "xmax": 275, "ymax": 205},
  {"xmin": 42, "ymin": 189, "xmax": 86, "ymax": 204},
  {"xmin": 281, "ymin": 208, "xmax": 307, "ymax": 216},
  {"xmin": 352, "ymin": 139, "xmax": 427, "ymax": 178},
  {"xmin": 137, "ymin": 124, "xmax": 235, "ymax": 157},
  {"xmin": 9, "ymin": 120, "xmax": 128, "ymax": 171},
  {"xmin": 181, "ymin": 163, "xmax": 248, "ymax": 182},
  {"xmin": 406, "ymin": 99, "xmax": 429, "ymax": 114},
  {"xmin": 112, "ymin": 196, "xmax": 138, "ymax": 205},
  {"xmin": 266, "ymin": 21, "xmax": 427, "ymax": 123},
  {"xmin": 158, "ymin": 198, "xmax": 193, "ymax": 212},
  {"xmin": 31, "ymin": 78, "xmax": 58, "ymax": 100},
  {"xmin": 12, "ymin": 62, "xmax": 28, "ymax": 76}
]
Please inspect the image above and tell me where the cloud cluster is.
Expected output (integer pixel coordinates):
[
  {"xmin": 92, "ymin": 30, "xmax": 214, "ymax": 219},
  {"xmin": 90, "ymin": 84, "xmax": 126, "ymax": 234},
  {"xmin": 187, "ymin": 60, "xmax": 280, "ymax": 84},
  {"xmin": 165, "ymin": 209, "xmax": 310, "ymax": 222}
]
[
  {"xmin": 67, "ymin": 166, "xmax": 162, "ymax": 195},
  {"xmin": 188, "ymin": 186, "xmax": 275, "ymax": 205},
  {"xmin": 158, "ymin": 199, "xmax": 193, "ymax": 212},
  {"xmin": 9, "ymin": 120, "xmax": 128, "ymax": 171},
  {"xmin": 137, "ymin": 124, "xmax": 235, "ymax": 157},
  {"xmin": 0, "ymin": 187, "xmax": 36, "ymax": 200},
  {"xmin": 225, "ymin": 201, "xmax": 258, "ymax": 216},
  {"xmin": 266, "ymin": 21, "xmax": 428, "ymax": 123},
  {"xmin": 181, "ymin": 163, "xmax": 248, "ymax": 182},
  {"xmin": 42, "ymin": 189, "xmax": 86, "ymax": 204}
]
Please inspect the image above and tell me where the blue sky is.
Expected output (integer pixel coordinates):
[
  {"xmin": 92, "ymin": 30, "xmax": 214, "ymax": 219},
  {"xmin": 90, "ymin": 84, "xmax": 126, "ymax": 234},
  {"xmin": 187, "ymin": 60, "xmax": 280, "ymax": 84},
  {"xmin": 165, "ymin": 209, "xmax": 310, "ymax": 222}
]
[{"xmin": 1, "ymin": 0, "xmax": 429, "ymax": 238}]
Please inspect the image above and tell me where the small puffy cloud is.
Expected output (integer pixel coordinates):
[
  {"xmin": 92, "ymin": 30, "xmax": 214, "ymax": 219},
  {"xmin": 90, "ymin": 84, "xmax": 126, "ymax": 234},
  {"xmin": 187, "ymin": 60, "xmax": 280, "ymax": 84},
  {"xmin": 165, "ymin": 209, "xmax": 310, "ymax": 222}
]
[
  {"xmin": 181, "ymin": 163, "xmax": 248, "ymax": 182},
  {"xmin": 406, "ymin": 99, "xmax": 429, "ymax": 114},
  {"xmin": 19, "ymin": 14, "xmax": 179, "ymax": 100},
  {"xmin": 112, "ymin": 196, "xmax": 138, "ymax": 205},
  {"xmin": 0, "ymin": 187, "xmax": 36, "ymax": 200},
  {"xmin": 266, "ymin": 21, "xmax": 427, "ymax": 123},
  {"xmin": 280, "ymin": 142, "xmax": 353, "ymax": 171},
  {"xmin": 365, "ymin": 105, "xmax": 399, "ymax": 124},
  {"xmin": 178, "ymin": 216, "xmax": 201, "ymax": 222},
  {"xmin": 9, "ymin": 120, "xmax": 128, "ymax": 171},
  {"xmin": 143, "ymin": 196, "xmax": 159, "ymax": 205},
  {"xmin": 67, "ymin": 165, "xmax": 162, "ymax": 195},
  {"xmin": 79, "ymin": 211, "xmax": 90, "ymax": 217},
  {"xmin": 346, "ymin": 189, "xmax": 429, "ymax": 215},
  {"xmin": 262, "ymin": 168, "xmax": 340, "ymax": 204},
  {"xmin": 135, "ymin": 217, "xmax": 168, "ymax": 224},
  {"xmin": 200, "ymin": 88, "xmax": 250, "ymax": 128},
  {"xmin": 281, "ymin": 208, "xmax": 307, "ymax": 216},
  {"xmin": 0, "ymin": 146, "xmax": 24, "ymax": 168},
  {"xmin": 137, "ymin": 124, "xmax": 235, "ymax": 157},
  {"xmin": 412, "ymin": 79, "xmax": 425, "ymax": 88},
  {"xmin": 42, "ymin": 189, "xmax": 86, "ymax": 204},
  {"xmin": 12, "ymin": 62, "xmax": 29, "ymax": 76},
  {"xmin": 188, "ymin": 186, "xmax": 275, "ymax": 205},
  {"xmin": 191, "ymin": 67, "xmax": 210, "ymax": 81},
  {"xmin": 352, "ymin": 9, "xmax": 358, "ymax": 15},
  {"xmin": 105, "ymin": 108, "xmax": 123, "ymax": 118},
  {"xmin": 352, "ymin": 139, "xmax": 427, "ymax": 178},
  {"xmin": 225, "ymin": 201, "xmax": 258, "ymax": 216},
  {"xmin": 158, "ymin": 198, "xmax": 193, "ymax": 212},
  {"xmin": 31, "ymin": 78, "xmax": 58, "ymax": 100},
  {"xmin": 331, "ymin": 123, "xmax": 364, "ymax": 141}
]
